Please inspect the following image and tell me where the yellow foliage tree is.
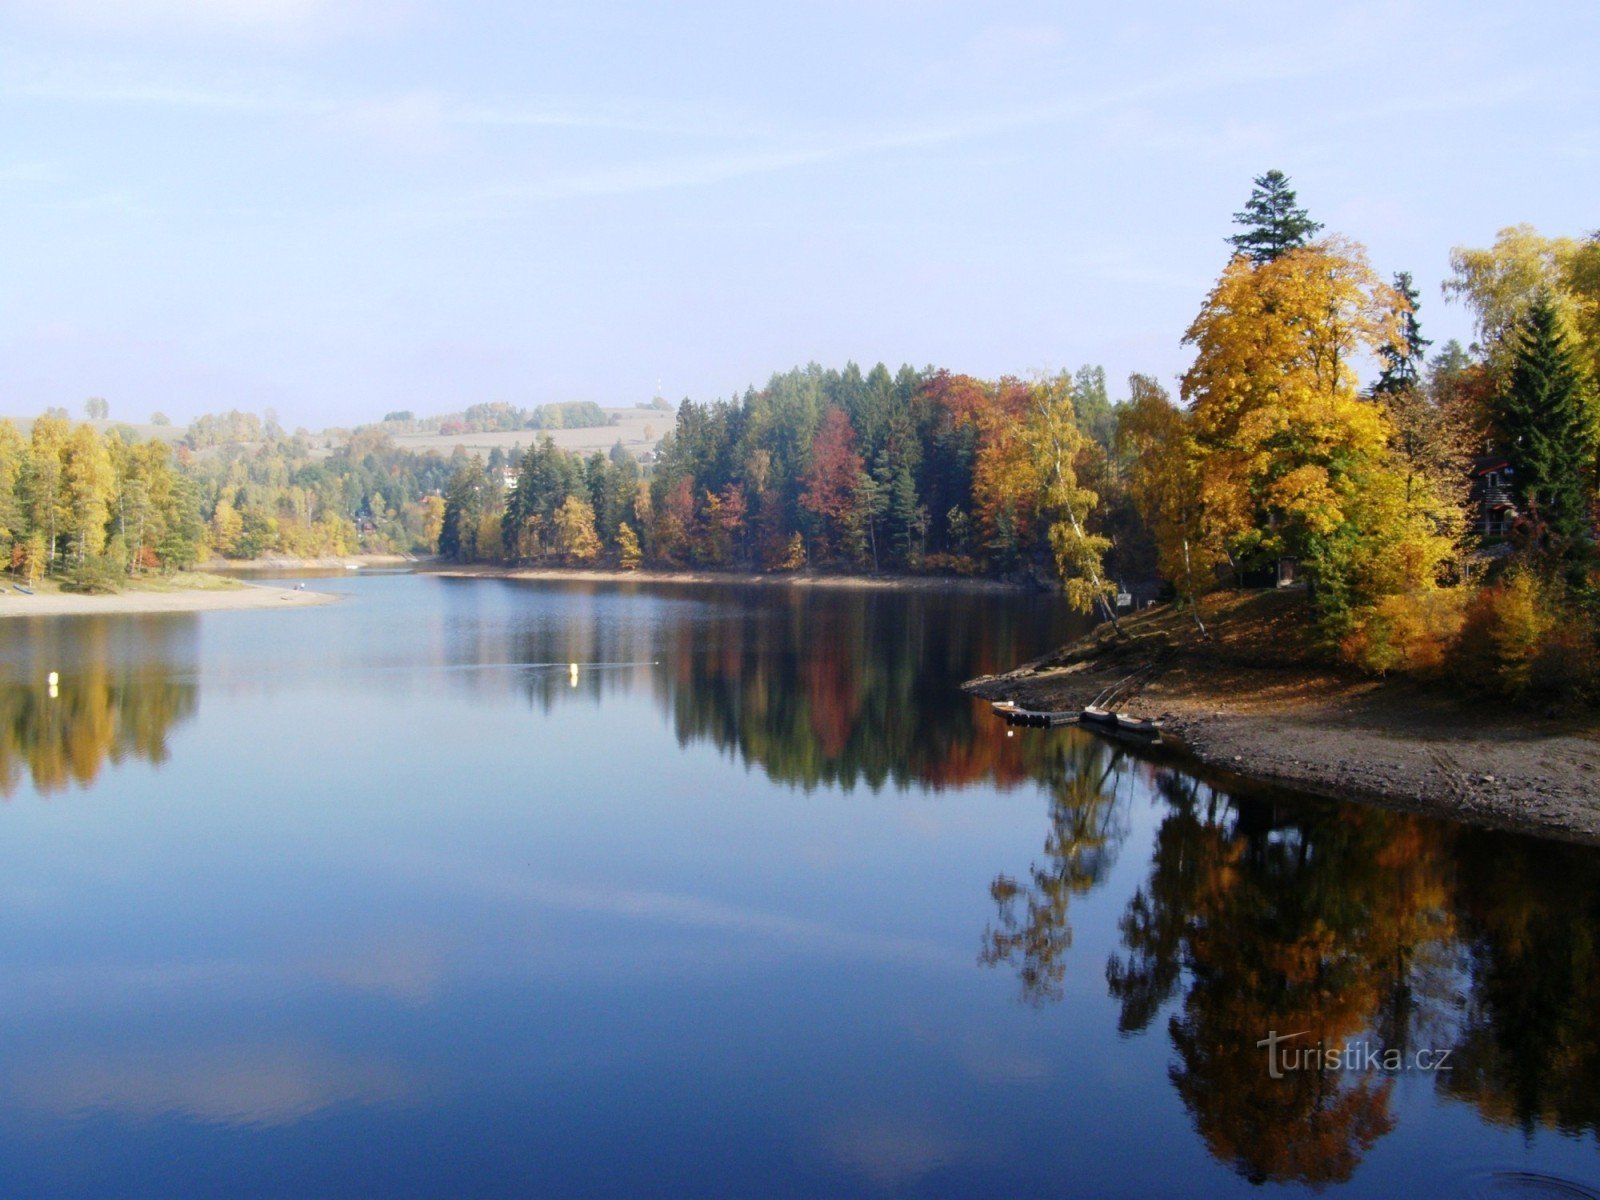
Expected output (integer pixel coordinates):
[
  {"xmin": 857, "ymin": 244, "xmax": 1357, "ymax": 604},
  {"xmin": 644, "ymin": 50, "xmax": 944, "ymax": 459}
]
[
  {"xmin": 1182, "ymin": 238, "xmax": 1456, "ymax": 631},
  {"xmin": 0, "ymin": 420, "xmax": 23, "ymax": 559},
  {"xmin": 24, "ymin": 415, "xmax": 70, "ymax": 563},
  {"xmin": 1117, "ymin": 375, "xmax": 1217, "ymax": 623},
  {"xmin": 1444, "ymin": 224, "xmax": 1597, "ymax": 384},
  {"xmin": 63, "ymin": 423, "xmax": 115, "ymax": 562},
  {"xmin": 554, "ymin": 495, "xmax": 602, "ymax": 563},
  {"xmin": 209, "ymin": 497, "xmax": 244, "ymax": 557},
  {"xmin": 616, "ymin": 520, "xmax": 643, "ymax": 569},
  {"xmin": 418, "ymin": 494, "xmax": 446, "ymax": 552},
  {"xmin": 474, "ymin": 509, "xmax": 505, "ymax": 561},
  {"xmin": 974, "ymin": 374, "xmax": 1114, "ymax": 616}
]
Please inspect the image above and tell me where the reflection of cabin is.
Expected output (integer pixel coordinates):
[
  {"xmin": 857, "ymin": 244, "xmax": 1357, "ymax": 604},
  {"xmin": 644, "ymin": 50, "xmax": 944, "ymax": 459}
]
[{"xmin": 1471, "ymin": 454, "xmax": 1516, "ymax": 538}]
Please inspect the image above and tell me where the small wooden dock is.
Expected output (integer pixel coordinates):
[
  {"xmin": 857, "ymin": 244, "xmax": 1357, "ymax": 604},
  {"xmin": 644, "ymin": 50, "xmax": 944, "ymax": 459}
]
[
  {"xmin": 990, "ymin": 700, "xmax": 1079, "ymax": 728},
  {"xmin": 990, "ymin": 699, "xmax": 1163, "ymax": 743}
]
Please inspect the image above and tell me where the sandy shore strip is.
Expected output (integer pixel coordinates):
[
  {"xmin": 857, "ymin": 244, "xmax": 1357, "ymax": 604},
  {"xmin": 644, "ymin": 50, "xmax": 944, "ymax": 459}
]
[
  {"xmin": 428, "ymin": 564, "xmax": 1033, "ymax": 593},
  {"xmin": 0, "ymin": 581, "xmax": 338, "ymax": 619}
]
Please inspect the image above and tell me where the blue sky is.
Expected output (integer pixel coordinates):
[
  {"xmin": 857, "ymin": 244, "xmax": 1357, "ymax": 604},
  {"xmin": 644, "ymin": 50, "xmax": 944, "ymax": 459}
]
[{"xmin": 1, "ymin": 0, "xmax": 1595, "ymax": 428}]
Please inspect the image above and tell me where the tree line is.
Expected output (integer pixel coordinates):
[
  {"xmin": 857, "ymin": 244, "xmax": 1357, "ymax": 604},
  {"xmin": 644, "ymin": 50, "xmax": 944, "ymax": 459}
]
[
  {"xmin": 0, "ymin": 416, "xmax": 459, "ymax": 583},
  {"xmin": 0, "ymin": 415, "xmax": 206, "ymax": 586},
  {"xmin": 440, "ymin": 361, "xmax": 1147, "ymax": 603}
]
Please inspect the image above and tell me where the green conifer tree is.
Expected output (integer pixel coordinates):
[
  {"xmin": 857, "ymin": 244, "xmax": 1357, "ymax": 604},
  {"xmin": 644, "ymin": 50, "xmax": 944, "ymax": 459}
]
[
  {"xmin": 1373, "ymin": 271, "xmax": 1431, "ymax": 395},
  {"xmin": 1227, "ymin": 169, "xmax": 1323, "ymax": 264},
  {"xmin": 1499, "ymin": 292, "xmax": 1596, "ymax": 544}
]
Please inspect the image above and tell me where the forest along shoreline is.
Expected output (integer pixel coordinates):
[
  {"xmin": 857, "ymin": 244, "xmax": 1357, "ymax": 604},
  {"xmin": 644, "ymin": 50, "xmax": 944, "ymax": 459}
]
[{"xmin": 964, "ymin": 590, "xmax": 1600, "ymax": 847}]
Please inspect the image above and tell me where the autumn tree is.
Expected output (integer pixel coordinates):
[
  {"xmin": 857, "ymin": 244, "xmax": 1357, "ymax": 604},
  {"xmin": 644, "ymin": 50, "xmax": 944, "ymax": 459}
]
[
  {"xmin": 972, "ymin": 375, "xmax": 1116, "ymax": 614},
  {"xmin": 970, "ymin": 379, "xmax": 1037, "ymax": 569},
  {"xmin": 418, "ymin": 494, "xmax": 446, "ymax": 551},
  {"xmin": 62, "ymin": 423, "xmax": 115, "ymax": 563},
  {"xmin": 1182, "ymin": 237, "xmax": 1456, "ymax": 628},
  {"xmin": 553, "ymin": 495, "xmax": 602, "ymax": 562},
  {"xmin": 22, "ymin": 414, "xmax": 69, "ymax": 563},
  {"xmin": 800, "ymin": 407, "xmax": 865, "ymax": 563},
  {"xmin": 209, "ymin": 496, "xmax": 244, "ymax": 557},
  {"xmin": 1026, "ymin": 378, "xmax": 1116, "ymax": 616},
  {"xmin": 651, "ymin": 477, "xmax": 695, "ymax": 565},
  {"xmin": 1370, "ymin": 276, "xmax": 1473, "ymax": 519},
  {"xmin": 1117, "ymin": 377, "xmax": 1214, "ymax": 621},
  {"xmin": 1227, "ymin": 169, "xmax": 1323, "ymax": 264},
  {"xmin": 0, "ymin": 420, "xmax": 24, "ymax": 560},
  {"xmin": 617, "ymin": 521, "xmax": 643, "ymax": 569},
  {"xmin": 1444, "ymin": 225, "xmax": 1599, "ymax": 387}
]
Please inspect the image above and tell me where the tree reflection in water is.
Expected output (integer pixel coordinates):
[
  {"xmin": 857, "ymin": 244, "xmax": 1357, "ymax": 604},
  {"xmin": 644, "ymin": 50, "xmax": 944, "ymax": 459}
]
[
  {"xmin": 1444, "ymin": 829, "xmax": 1600, "ymax": 1138},
  {"xmin": 978, "ymin": 735, "xmax": 1131, "ymax": 1004},
  {"xmin": 985, "ymin": 761, "xmax": 1600, "ymax": 1186},
  {"xmin": 1102, "ymin": 776, "xmax": 1455, "ymax": 1186},
  {"xmin": 642, "ymin": 584, "xmax": 1087, "ymax": 792},
  {"xmin": 0, "ymin": 618, "xmax": 198, "ymax": 798}
]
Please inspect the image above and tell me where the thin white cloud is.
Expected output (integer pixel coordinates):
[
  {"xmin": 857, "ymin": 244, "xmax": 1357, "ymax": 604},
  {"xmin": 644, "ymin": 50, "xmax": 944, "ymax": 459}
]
[
  {"xmin": 1, "ymin": 68, "xmax": 753, "ymax": 137},
  {"xmin": 472, "ymin": 60, "xmax": 1309, "ymax": 207},
  {"xmin": 1, "ymin": 0, "xmax": 411, "ymax": 40}
]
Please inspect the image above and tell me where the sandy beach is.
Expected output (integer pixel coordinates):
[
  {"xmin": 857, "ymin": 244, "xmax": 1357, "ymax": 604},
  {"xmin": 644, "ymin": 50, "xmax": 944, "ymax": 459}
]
[{"xmin": 0, "ymin": 580, "xmax": 338, "ymax": 619}]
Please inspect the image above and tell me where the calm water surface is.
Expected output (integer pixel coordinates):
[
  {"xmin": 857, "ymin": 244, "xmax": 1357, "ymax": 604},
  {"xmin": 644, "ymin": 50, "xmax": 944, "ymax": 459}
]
[{"xmin": 1, "ymin": 573, "xmax": 1597, "ymax": 1198}]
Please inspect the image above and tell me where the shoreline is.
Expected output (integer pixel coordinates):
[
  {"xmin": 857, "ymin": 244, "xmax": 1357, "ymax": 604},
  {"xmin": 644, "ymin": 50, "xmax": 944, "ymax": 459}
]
[
  {"xmin": 0, "ymin": 578, "xmax": 338, "ymax": 619},
  {"xmin": 424, "ymin": 564, "xmax": 1033, "ymax": 593},
  {"xmin": 964, "ymin": 601, "xmax": 1600, "ymax": 847}
]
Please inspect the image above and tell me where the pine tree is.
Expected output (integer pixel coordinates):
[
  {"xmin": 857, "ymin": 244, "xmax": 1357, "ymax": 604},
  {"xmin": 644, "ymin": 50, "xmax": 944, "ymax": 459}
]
[
  {"xmin": 438, "ymin": 460, "xmax": 488, "ymax": 560},
  {"xmin": 1227, "ymin": 169, "xmax": 1323, "ymax": 264},
  {"xmin": 1498, "ymin": 292, "xmax": 1596, "ymax": 543}
]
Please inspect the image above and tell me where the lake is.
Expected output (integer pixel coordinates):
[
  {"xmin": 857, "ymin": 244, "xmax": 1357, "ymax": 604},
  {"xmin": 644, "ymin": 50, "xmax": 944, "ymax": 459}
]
[{"xmin": 1, "ymin": 572, "xmax": 1597, "ymax": 1198}]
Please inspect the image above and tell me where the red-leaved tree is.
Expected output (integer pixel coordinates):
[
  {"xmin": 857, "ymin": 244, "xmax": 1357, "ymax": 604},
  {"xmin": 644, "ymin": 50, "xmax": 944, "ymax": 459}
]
[{"xmin": 801, "ymin": 407, "xmax": 864, "ymax": 562}]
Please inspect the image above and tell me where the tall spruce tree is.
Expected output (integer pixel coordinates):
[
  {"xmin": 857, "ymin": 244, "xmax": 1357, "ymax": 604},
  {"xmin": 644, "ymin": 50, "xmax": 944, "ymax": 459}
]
[
  {"xmin": 1499, "ymin": 292, "xmax": 1595, "ymax": 543},
  {"xmin": 1227, "ymin": 169, "xmax": 1323, "ymax": 264},
  {"xmin": 1373, "ymin": 271, "xmax": 1431, "ymax": 395}
]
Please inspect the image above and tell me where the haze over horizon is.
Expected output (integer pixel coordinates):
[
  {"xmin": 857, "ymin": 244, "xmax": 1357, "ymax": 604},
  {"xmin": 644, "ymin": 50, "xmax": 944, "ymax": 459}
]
[{"xmin": 2, "ymin": 0, "xmax": 1595, "ymax": 429}]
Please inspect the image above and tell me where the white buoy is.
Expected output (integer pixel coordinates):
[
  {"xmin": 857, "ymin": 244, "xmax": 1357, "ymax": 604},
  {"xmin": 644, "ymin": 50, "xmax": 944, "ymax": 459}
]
[{"xmin": 47, "ymin": 672, "xmax": 59, "ymax": 687}]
